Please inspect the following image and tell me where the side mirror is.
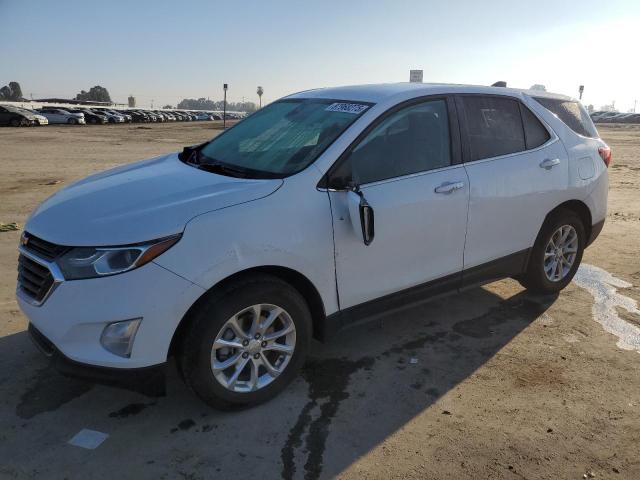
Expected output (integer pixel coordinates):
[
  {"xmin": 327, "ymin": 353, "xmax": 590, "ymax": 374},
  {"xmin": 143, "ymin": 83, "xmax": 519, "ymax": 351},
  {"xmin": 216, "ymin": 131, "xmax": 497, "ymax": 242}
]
[{"xmin": 347, "ymin": 188, "xmax": 375, "ymax": 246}]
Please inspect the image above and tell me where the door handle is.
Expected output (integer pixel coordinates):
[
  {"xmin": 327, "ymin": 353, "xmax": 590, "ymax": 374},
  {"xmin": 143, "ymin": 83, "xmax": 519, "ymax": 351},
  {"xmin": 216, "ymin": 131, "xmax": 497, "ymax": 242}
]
[
  {"xmin": 434, "ymin": 181, "xmax": 464, "ymax": 194},
  {"xmin": 539, "ymin": 158, "xmax": 560, "ymax": 169}
]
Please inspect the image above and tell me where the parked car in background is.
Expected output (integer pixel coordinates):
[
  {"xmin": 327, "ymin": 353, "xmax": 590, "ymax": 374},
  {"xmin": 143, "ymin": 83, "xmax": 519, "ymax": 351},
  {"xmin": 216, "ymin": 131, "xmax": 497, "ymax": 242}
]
[
  {"xmin": 18, "ymin": 83, "xmax": 609, "ymax": 408},
  {"xmin": 591, "ymin": 111, "xmax": 619, "ymax": 123},
  {"xmin": 124, "ymin": 110, "xmax": 149, "ymax": 123},
  {"xmin": 620, "ymin": 113, "xmax": 640, "ymax": 124},
  {"xmin": 14, "ymin": 107, "xmax": 49, "ymax": 126},
  {"xmin": 93, "ymin": 109, "xmax": 125, "ymax": 124},
  {"xmin": 36, "ymin": 108, "xmax": 86, "ymax": 125},
  {"xmin": 0, "ymin": 105, "xmax": 40, "ymax": 126},
  {"xmin": 192, "ymin": 111, "xmax": 214, "ymax": 121},
  {"xmin": 66, "ymin": 108, "xmax": 108, "ymax": 125}
]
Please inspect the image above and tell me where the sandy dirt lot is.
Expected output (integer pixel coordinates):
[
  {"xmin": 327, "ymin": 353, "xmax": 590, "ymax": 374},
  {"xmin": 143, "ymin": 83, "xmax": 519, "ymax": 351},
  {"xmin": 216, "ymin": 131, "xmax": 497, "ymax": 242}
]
[{"xmin": 0, "ymin": 123, "xmax": 638, "ymax": 480}]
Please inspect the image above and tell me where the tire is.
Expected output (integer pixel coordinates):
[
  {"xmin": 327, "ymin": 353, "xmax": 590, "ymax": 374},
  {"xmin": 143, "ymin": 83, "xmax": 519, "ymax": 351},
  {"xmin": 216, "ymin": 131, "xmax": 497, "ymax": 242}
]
[
  {"xmin": 518, "ymin": 209, "xmax": 585, "ymax": 294},
  {"xmin": 178, "ymin": 274, "xmax": 311, "ymax": 409}
]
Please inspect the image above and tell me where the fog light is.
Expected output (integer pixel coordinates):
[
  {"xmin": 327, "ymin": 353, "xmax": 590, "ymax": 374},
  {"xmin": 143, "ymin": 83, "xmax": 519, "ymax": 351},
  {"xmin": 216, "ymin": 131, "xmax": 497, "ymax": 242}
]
[{"xmin": 100, "ymin": 318, "xmax": 142, "ymax": 358}]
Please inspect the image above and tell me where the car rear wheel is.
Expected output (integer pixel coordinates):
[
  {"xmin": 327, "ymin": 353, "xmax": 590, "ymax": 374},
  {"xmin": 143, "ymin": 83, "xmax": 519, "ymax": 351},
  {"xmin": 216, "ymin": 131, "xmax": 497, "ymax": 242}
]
[
  {"xmin": 178, "ymin": 274, "xmax": 311, "ymax": 409},
  {"xmin": 518, "ymin": 209, "xmax": 585, "ymax": 294}
]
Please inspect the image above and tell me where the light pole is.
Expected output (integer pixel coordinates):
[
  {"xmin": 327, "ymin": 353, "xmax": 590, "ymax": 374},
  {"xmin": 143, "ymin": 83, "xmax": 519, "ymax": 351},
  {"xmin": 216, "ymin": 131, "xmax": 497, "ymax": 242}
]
[
  {"xmin": 257, "ymin": 86, "xmax": 263, "ymax": 108},
  {"xmin": 223, "ymin": 83, "xmax": 228, "ymax": 129},
  {"xmin": 578, "ymin": 85, "xmax": 584, "ymax": 100}
]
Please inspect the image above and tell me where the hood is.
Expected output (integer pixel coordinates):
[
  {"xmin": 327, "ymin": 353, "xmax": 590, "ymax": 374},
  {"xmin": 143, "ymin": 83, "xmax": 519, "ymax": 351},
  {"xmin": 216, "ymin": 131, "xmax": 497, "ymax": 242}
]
[{"xmin": 26, "ymin": 153, "xmax": 283, "ymax": 246}]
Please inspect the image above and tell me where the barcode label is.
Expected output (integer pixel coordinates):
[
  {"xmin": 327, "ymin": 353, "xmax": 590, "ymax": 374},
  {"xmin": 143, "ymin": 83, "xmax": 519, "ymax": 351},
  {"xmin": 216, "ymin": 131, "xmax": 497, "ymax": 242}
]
[{"xmin": 325, "ymin": 103, "xmax": 369, "ymax": 114}]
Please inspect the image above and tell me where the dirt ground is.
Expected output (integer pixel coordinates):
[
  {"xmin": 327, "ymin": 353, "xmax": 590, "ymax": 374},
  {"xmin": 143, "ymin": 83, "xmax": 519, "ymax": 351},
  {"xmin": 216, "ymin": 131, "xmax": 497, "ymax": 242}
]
[{"xmin": 0, "ymin": 122, "xmax": 638, "ymax": 480}]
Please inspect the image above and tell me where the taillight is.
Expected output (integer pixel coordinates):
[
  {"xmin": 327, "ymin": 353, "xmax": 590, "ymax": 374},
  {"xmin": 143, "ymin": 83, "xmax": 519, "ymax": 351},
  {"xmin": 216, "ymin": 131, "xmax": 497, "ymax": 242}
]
[{"xmin": 598, "ymin": 146, "xmax": 612, "ymax": 167}]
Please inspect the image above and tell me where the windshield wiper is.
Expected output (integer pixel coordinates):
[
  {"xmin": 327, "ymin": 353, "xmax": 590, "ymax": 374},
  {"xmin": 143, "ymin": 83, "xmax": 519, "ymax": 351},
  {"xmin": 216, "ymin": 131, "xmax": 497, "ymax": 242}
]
[
  {"xmin": 196, "ymin": 162, "xmax": 251, "ymax": 178},
  {"xmin": 178, "ymin": 143, "xmax": 207, "ymax": 164}
]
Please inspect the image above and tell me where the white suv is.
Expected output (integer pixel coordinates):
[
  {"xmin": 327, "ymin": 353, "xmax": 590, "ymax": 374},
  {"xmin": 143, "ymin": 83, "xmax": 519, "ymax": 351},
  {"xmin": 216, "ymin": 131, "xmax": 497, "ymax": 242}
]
[{"xmin": 17, "ymin": 83, "xmax": 609, "ymax": 408}]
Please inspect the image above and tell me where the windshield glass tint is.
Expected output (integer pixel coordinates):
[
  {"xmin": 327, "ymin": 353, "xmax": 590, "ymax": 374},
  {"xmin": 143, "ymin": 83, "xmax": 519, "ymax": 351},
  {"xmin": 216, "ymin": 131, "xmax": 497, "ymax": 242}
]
[{"xmin": 199, "ymin": 99, "xmax": 371, "ymax": 176}]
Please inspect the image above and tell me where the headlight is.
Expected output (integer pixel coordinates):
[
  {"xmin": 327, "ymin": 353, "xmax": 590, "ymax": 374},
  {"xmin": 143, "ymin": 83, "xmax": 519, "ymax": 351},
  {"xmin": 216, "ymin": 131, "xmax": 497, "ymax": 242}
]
[{"xmin": 56, "ymin": 234, "xmax": 180, "ymax": 280}]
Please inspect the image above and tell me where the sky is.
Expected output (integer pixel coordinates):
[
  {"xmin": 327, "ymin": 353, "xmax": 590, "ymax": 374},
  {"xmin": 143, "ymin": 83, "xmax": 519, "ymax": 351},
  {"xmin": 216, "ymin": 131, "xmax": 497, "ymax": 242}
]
[{"xmin": 1, "ymin": 0, "xmax": 638, "ymax": 111}]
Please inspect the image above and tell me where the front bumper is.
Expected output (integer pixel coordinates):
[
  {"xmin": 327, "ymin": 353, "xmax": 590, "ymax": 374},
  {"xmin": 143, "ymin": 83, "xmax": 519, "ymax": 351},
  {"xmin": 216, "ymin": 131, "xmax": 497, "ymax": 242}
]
[
  {"xmin": 29, "ymin": 323, "xmax": 166, "ymax": 395},
  {"xmin": 17, "ymin": 259, "xmax": 205, "ymax": 369}
]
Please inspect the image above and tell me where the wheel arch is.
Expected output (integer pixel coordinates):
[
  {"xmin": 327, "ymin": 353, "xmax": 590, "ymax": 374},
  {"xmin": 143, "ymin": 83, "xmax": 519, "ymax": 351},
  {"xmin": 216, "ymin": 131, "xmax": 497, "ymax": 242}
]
[
  {"xmin": 168, "ymin": 265, "xmax": 328, "ymax": 358},
  {"xmin": 543, "ymin": 199, "xmax": 592, "ymax": 242}
]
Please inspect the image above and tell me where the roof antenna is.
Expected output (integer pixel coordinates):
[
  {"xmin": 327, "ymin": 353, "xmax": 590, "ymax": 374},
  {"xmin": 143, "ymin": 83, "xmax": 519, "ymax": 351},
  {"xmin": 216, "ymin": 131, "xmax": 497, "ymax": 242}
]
[{"xmin": 491, "ymin": 81, "xmax": 507, "ymax": 87}]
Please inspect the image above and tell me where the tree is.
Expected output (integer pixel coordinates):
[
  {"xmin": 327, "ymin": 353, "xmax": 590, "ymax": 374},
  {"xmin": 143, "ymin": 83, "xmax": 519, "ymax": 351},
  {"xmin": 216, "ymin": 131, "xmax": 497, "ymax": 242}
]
[
  {"xmin": 530, "ymin": 84, "xmax": 547, "ymax": 92},
  {"xmin": 0, "ymin": 81, "xmax": 25, "ymax": 101},
  {"xmin": 162, "ymin": 104, "xmax": 173, "ymax": 109},
  {"xmin": 177, "ymin": 97, "xmax": 257, "ymax": 112},
  {"xmin": 75, "ymin": 86, "xmax": 112, "ymax": 103}
]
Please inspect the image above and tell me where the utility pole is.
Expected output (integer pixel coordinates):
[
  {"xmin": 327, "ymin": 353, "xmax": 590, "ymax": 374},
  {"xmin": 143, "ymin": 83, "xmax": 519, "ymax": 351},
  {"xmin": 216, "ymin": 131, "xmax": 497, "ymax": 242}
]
[
  {"xmin": 578, "ymin": 85, "xmax": 584, "ymax": 100},
  {"xmin": 223, "ymin": 83, "xmax": 228, "ymax": 129},
  {"xmin": 257, "ymin": 86, "xmax": 263, "ymax": 108}
]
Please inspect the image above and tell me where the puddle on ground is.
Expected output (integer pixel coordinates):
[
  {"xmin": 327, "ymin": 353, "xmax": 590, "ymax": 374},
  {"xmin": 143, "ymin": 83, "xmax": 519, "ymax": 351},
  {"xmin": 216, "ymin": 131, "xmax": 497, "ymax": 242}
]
[{"xmin": 573, "ymin": 264, "xmax": 640, "ymax": 352}]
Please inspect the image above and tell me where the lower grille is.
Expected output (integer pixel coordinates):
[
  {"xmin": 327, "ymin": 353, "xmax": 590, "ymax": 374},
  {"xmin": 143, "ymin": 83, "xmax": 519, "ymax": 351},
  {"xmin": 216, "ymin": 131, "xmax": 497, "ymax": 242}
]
[
  {"xmin": 28, "ymin": 323, "xmax": 55, "ymax": 356},
  {"xmin": 17, "ymin": 254, "xmax": 54, "ymax": 303}
]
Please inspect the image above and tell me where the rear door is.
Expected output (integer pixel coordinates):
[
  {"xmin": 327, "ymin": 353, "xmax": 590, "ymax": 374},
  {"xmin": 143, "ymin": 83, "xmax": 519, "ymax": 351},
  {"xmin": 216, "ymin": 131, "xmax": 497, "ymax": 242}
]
[
  {"xmin": 457, "ymin": 94, "xmax": 568, "ymax": 285},
  {"xmin": 327, "ymin": 97, "xmax": 469, "ymax": 309}
]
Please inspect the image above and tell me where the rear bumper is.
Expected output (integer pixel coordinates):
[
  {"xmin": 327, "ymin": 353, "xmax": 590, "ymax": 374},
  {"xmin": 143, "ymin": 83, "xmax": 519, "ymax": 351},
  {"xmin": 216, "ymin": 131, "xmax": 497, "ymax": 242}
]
[{"xmin": 29, "ymin": 323, "xmax": 166, "ymax": 396}]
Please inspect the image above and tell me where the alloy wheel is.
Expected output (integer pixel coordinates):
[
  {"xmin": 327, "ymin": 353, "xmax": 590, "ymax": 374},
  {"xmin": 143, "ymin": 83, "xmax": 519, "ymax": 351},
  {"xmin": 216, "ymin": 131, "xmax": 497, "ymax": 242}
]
[
  {"xmin": 210, "ymin": 303, "xmax": 296, "ymax": 393},
  {"xmin": 543, "ymin": 225, "xmax": 578, "ymax": 282}
]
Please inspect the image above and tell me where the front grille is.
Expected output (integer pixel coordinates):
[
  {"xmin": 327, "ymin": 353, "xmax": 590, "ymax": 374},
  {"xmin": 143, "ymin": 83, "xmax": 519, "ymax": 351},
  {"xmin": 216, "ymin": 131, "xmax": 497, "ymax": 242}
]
[
  {"xmin": 17, "ymin": 254, "xmax": 54, "ymax": 302},
  {"xmin": 23, "ymin": 233, "xmax": 69, "ymax": 261}
]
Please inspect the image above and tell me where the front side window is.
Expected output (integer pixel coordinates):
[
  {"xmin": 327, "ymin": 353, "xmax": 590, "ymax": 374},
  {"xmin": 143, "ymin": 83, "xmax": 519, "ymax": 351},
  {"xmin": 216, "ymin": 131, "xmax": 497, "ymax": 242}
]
[
  {"xmin": 334, "ymin": 99, "xmax": 451, "ymax": 185},
  {"xmin": 461, "ymin": 96, "xmax": 525, "ymax": 161},
  {"xmin": 198, "ymin": 99, "xmax": 370, "ymax": 177}
]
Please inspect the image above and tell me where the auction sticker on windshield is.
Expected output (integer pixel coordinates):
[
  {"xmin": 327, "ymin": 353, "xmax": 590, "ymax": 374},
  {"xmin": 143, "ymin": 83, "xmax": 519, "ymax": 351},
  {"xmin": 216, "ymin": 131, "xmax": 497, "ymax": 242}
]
[{"xmin": 325, "ymin": 103, "xmax": 369, "ymax": 114}]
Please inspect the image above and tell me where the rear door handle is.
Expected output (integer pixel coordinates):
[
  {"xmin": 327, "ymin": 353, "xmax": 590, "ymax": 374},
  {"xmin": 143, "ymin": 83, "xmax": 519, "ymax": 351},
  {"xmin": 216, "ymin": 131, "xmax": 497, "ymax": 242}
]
[
  {"xmin": 434, "ymin": 181, "xmax": 464, "ymax": 194},
  {"xmin": 539, "ymin": 158, "xmax": 560, "ymax": 169}
]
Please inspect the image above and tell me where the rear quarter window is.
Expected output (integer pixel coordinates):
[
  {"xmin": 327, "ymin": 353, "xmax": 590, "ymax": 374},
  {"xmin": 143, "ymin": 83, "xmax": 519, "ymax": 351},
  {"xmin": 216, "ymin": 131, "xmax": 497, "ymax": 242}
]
[{"xmin": 533, "ymin": 97, "xmax": 598, "ymax": 138}]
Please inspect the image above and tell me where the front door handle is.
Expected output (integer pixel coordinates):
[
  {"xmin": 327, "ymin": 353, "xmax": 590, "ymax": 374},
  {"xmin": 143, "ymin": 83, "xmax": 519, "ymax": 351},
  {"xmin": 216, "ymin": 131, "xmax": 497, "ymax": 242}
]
[
  {"xmin": 434, "ymin": 181, "xmax": 464, "ymax": 194},
  {"xmin": 540, "ymin": 158, "xmax": 560, "ymax": 169}
]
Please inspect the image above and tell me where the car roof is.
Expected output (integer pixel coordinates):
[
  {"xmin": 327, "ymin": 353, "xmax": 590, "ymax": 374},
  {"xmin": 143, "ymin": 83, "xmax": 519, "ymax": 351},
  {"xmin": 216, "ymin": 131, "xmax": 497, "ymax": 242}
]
[{"xmin": 285, "ymin": 82, "xmax": 574, "ymax": 104}]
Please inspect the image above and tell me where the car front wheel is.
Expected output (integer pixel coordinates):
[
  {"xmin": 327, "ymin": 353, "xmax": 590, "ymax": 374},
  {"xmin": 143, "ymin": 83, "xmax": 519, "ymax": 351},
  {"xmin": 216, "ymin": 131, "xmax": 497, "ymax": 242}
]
[
  {"xmin": 178, "ymin": 274, "xmax": 311, "ymax": 409},
  {"xmin": 518, "ymin": 209, "xmax": 585, "ymax": 294}
]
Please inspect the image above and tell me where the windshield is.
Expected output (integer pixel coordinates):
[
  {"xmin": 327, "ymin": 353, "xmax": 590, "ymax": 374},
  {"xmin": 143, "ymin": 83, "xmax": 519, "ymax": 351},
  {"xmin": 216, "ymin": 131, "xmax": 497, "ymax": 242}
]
[{"xmin": 199, "ymin": 98, "xmax": 371, "ymax": 177}]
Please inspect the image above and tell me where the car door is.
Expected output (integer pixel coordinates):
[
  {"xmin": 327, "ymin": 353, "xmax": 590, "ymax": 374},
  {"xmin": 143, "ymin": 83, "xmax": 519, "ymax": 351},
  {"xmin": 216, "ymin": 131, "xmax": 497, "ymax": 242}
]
[
  {"xmin": 457, "ymin": 94, "xmax": 568, "ymax": 286},
  {"xmin": 325, "ymin": 97, "xmax": 469, "ymax": 310},
  {"xmin": 41, "ymin": 109, "xmax": 58, "ymax": 123},
  {"xmin": 0, "ymin": 106, "xmax": 9, "ymax": 125}
]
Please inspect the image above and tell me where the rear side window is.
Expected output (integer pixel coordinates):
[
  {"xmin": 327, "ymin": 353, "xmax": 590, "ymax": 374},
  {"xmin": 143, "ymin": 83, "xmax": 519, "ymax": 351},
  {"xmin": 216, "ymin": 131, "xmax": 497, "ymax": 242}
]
[
  {"xmin": 533, "ymin": 97, "xmax": 598, "ymax": 138},
  {"xmin": 521, "ymin": 105, "xmax": 550, "ymax": 149},
  {"xmin": 461, "ymin": 96, "xmax": 525, "ymax": 161}
]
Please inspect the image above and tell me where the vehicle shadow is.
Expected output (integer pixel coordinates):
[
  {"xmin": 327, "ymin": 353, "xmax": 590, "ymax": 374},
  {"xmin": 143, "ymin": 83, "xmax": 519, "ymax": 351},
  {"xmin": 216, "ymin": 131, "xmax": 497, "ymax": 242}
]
[{"xmin": 0, "ymin": 284, "xmax": 557, "ymax": 480}]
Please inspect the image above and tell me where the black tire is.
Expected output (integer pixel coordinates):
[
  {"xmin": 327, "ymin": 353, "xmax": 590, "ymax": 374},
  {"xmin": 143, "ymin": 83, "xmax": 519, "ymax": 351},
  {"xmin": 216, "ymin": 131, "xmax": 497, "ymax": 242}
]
[
  {"xmin": 178, "ymin": 274, "xmax": 312, "ymax": 409},
  {"xmin": 518, "ymin": 209, "xmax": 585, "ymax": 294}
]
